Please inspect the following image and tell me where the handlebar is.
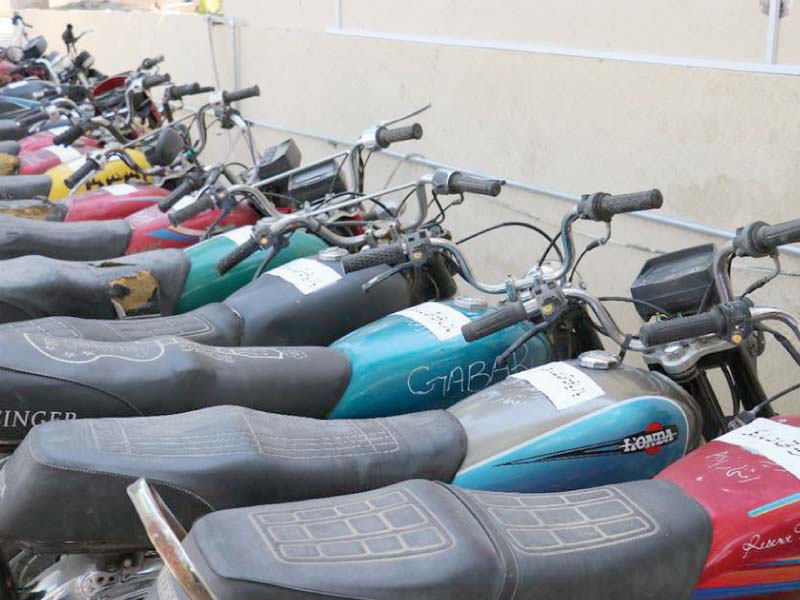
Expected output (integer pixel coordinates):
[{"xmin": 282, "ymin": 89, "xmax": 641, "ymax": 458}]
[
  {"xmin": 166, "ymin": 82, "xmax": 215, "ymax": 101},
  {"xmin": 140, "ymin": 55, "xmax": 165, "ymax": 71},
  {"xmin": 142, "ymin": 73, "xmax": 171, "ymax": 89},
  {"xmin": 222, "ymin": 85, "xmax": 260, "ymax": 105},
  {"xmin": 53, "ymin": 122, "xmax": 83, "ymax": 146},
  {"xmin": 64, "ymin": 158, "xmax": 100, "ymax": 190},
  {"xmin": 341, "ymin": 243, "xmax": 407, "ymax": 273},
  {"xmin": 216, "ymin": 235, "xmax": 260, "ymax": 275},
  {"xmin": 733, "ymin": 218, "xmax": 800, "ymax": 259},
  {"xmin": 461, "ymin": 301, "xmax": 530, "ymax": 342},
  {"xmin": 168, "ymin": 193, "xmax": 215, "ymax": 226},
  {"xmin": 450, "ymin": 172, "xmax": 504, "ymax": 197},
  {"xmin": 578, "ymin": 189, "xmax": 663, "ymax": 222},
  {"xmin": 375, "ymin": 123, "xmax": 423, "ymax": 148},
  {"xmin": 639, "ymin": 307, "xmax": 731, "ymax": 347},
  {"xmin": 15, "ymin": 111, "xmax": 48, "ymax": 129}
]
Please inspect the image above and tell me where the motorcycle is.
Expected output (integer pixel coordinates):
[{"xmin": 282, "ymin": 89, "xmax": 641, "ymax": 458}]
[
  {"xmin": 0, "ymin": 112, "xmax": 428, "ymax": 322},
  {"xmin": 135, "ymin": 414, "xmax": 800, "ymax": 600},
  {"xmin": 0, "ymin": 86, "xmax": 264, "ymax": 261},
  {"xmin": 3, "ymin": 206, "xmax": 799, "ymax": 599}
]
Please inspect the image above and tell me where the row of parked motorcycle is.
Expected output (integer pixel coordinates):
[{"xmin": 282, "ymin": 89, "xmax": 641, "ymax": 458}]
[{"xmin": 0, "ymin": 14, "xmax": 796, "ymax": 600}]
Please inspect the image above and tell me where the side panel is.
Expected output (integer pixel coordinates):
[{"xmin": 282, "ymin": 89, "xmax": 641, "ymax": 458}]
[
  {"xmin": 329, "ymin": 301, "xmax": 552, "ymax": 418},
  {"xmin": 175, "ymin": 227, "xmax": 329, "ymax": 313}
]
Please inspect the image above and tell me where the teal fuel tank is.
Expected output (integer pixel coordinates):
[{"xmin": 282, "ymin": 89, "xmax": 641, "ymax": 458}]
[
  {"xmin": 174, "ymin": 225, "xmax": 328, "ymax": 313},
  {"xmin": 328, "ymin": 296, "xmax": 553, "ymax": 418}
]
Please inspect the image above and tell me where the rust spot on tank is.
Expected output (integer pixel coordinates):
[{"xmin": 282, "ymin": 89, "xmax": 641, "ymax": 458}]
[
  {"xmin": 0, "ymin": 202, "xmax": 55, "ymax": 220},
  {"xmin": 110, "ymin": 270, "xmax": 159, "ymax": 310},
  {"xmin": 0, "ymin": 153, "xmax": 19, "ymax": 176}
]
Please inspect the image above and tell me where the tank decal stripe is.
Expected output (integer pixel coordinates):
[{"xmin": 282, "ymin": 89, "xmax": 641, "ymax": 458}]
[
  {"xmin": 693, "ymin": 579, "xmax": 800, "ymax": 598},
  {"xmin": 455, "ymin": 396, "xmax": 690, "ymax": 477},
  {"xmin": 748, "ymin": 492, "xmax": 800, "ymax": 518}
]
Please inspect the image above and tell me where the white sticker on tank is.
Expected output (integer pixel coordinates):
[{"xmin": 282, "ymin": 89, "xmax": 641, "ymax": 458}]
[
  {"xmin": 223, "ymin": 226, "xmax": 254, "ymax": 245},
  {"xmin": 718, "ymin": 419, "xmax": 800, "ymax": 480},
  {"xmin": 44, "ymin": 144, "xmax": 82, "ymax": 162},
  {"xmin": 394, "ymin": 302, "xmax": 471, "ymax": 342},
  {"xmin": 269, "ymin": 258, "xmax": 341, "ymax": 295},
  {"xmin": 104, "ymin": 183, "xmax": 139, "ymax": 196},
  {"xmin": 512, "ymin": 362, "xmax": 605, "ymax": 410},
  {"xmin": 6, "ymin": 81, "xmax": 27, "ymax": 89}
]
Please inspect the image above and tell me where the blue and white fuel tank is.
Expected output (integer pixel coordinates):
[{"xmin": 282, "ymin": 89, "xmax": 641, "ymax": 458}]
[{"xmin": 450, "ymin": 351, "xmax": 703, "ymax": 492}]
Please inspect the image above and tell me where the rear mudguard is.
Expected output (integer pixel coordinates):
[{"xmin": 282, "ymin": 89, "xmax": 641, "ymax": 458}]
[
  {"xmin": 46, "ymin": 149, "xmax": 152, "ymax": 199},
  {"xmin": 123, "ymin": 202, "xmax": 261, "ymax": 254},
  {"xmin": 329, "ymin": 299, "xmax": 553, "ymax": 418},
  {"xmin": 176, "ymin": 226, "xmax": 329, "ymax": 312}
]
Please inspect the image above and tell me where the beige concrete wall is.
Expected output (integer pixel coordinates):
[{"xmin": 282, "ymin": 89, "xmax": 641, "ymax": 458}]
[{"xmin": 19, "ymin": 2, "xmax": 800, "ymax": 410}]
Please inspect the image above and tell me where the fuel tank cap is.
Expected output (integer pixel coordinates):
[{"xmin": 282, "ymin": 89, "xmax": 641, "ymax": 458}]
[
  {"xmin": 454, "ymin": 296, "xmax": 489, "ymax": 311},
  {"xmin": 317, "ymin": 247, "xmax": 348, "ymax": 262},
  {"xmin": 577, "ymin": 350, "xmax": 620, "ymax": 370}
]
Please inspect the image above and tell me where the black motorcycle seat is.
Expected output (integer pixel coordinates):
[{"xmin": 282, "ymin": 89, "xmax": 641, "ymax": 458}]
[
  {"xmin": 0, "ymin": 259, "xmax": 432, "ymax": 347},
  {"xmin": 0, "ymin": 250, "xmax": 191, "ymax": 323},
  {"xmin": 150, "ymin": 479, "xmax": 711, "ymax": 600},
  {"xmin": 0, "ymin": 332, "xmax": 351, "ymax": 443},
  {"xmin": 0, "ymin": 141, "xmax": 20, "ymax": 156},
  {"xmin": 226, "ymin": 261, "xmax": 423, "ymax": 346},
  {"xmin": 0, "ymin": 174, "xmax": 51, "ymax": 198},
  {"xmin": 0, "ymin": 215, "xmax": 132, "ymax": 260},
  {"xmin": 0, "ymin": 119, "xmax": 28, "ymax": 141},
  {"xmin": 0, "ymin": 303, "xmax": 242, "ymax": 345},
  {"xmin": 0, "ymin": 408, "xmax": 465, "ymax": 552}
]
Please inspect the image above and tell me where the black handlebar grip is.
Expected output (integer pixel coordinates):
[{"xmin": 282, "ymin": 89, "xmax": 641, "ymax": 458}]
[
  {"xmin": 167, "ymin": 82, "xmax": 214, "ymax": 101},
  {"xmin": 64, "ymin": 159, "xmax": 97, "ymax": 190},
  {"xmin": 639, "ymin": 308, "xmax": 727, "ymax": 347},
  {"xmin": 52, "ymin": 123, "xmax": 84, "ymax": 146},
  {"xmin": 461, "ymin": 301, "xmax": 529, "ymax": 342},
  {"xmin": 158, "ymin": 179, "xmax": 197, "ymax": 212},
  {"xmin": 375, "ymin": 123, "xmax": 423, "ymax": 148},
  {"xmin": 580, "ymin": 189, "xmax": 663, "ymax": 222},
  {"xmin": 222, "ymin": 85, "xmax": 260, "ymax": 104},
  {"xmin": 736, "ymin": 219, "xmax": 800, "ymax": 257},
  {"xmin": 141, "ymin": 73, "xmax": 171, "ymax": 89},
  {"xmin": 16, "ymin": 112, "xmax": 47, "ymax": 128},
  {"xmin": 216, "ymin": 236, "xmax": 260, "ymax": 275},
  {"xmin": 450, "ymin": 173, "xmax": 504, "ymax": 197},
  {"xmin": 341, "ymin": 243, "xmax": 407, "ymax": 273},
  {"xmin": 141, "ymin": 55, "xmax": 165, "ymax": 70},
  {"xmin": 168, "ymin": 194, "xmax": 215, "ymax": 226}
]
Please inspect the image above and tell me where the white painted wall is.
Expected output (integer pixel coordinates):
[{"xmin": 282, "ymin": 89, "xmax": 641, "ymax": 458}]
[{"xmin": 19, "ymin": 1, "xmax": 800, "ymax": 410}]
